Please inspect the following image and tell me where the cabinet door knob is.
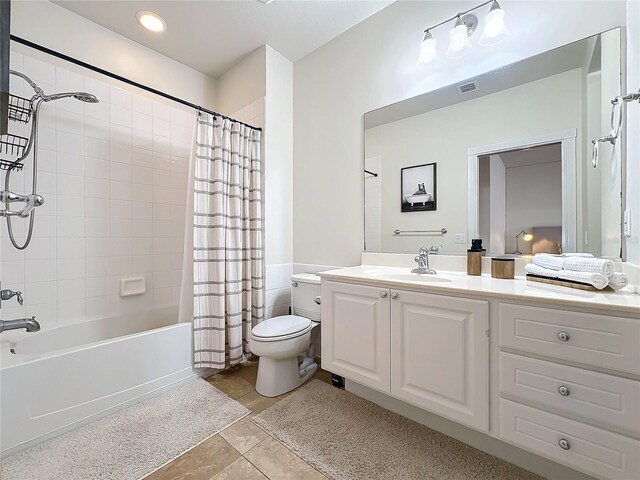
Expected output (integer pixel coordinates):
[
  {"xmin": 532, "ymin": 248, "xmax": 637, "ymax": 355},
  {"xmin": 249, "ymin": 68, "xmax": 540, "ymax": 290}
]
[
  {"xmin": 380, "ymin": 291, "xmax": 388, "ymax": 298},
  {"xmin": 557, "ymin": 331, "xmax": 570, "ymax": 342},
  {"xmin": 558, "ymin": 385, "xmax": 571, "ymax": 396},
  {"xmin": 391, "ymin": 292, "xmax": 398, "ymax": 300},
  {"xmin": 314, "ymin": 296, "xmax": 321, "ymax": 305},
  {"xmin": 558, "ymin": 438, "xmax": 571, "ymax": 450}
]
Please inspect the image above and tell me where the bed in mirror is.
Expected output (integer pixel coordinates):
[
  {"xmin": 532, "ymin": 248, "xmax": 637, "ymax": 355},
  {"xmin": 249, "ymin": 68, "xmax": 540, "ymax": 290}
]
[{"xmin": 363, "ymin": 28, "xmax": 624, "ymax": 259}]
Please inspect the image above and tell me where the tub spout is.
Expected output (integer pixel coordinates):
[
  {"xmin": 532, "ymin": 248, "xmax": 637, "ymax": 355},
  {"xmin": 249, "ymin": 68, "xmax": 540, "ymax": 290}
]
[{"xmin": 0, "ymin": 317, "xmax": 41, "ymax": 333}]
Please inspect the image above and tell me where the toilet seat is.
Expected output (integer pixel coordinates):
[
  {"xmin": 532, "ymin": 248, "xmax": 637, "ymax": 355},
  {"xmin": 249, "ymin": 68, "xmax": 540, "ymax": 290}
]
[{"xmin": 251, "ymin": 315, "xmax": 312, "ymax": 342}]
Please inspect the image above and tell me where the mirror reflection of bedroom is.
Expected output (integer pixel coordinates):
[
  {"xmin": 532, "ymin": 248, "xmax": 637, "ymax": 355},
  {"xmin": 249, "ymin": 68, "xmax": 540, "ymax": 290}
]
[{"xmin": 478, "ymin": 143, "xmax": 562, "ymax": 256}]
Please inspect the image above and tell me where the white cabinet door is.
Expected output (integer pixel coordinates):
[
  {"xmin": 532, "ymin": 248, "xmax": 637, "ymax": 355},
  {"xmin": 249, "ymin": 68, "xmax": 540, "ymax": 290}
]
[
  {"xmin": 321, "ymin": 281, "xmax": 391, "ymax": 394},
  {"xmin": 390, "ymin": 289, "xmax": 489, "ymax": 432}
]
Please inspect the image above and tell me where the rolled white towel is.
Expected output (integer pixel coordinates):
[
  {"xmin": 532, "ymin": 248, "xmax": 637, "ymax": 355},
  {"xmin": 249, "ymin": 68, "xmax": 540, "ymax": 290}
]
[
  {"xmin": 608, "ymin": 272, "xmax": 629, "ymax": 291},
  {"xmin": 531, "ymin": 254, "xmax": 565, "ymax": 271},
  {"xmin": 555, "ymin": 270, "xmax": 609, "ymax": 290},
  {"xmin": 563, "ymin": 257, "xmax": 615, "ymax": 277},
  {"xmin": 525, "ymin": 263, "xmax": 559, "ymax": 278}
]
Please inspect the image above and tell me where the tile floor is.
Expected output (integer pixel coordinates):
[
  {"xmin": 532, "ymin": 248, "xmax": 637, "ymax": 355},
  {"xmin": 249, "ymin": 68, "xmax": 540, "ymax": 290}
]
[{"xmin": 145, "ymin": 358, "xmax": 332, "ymax": 480}]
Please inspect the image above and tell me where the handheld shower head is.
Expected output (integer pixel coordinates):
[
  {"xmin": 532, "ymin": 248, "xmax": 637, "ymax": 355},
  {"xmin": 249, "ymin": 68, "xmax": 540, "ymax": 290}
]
[
  {"xmin": 45, "ymin": 92, "xmax": 99, "ymax": 103},
  {"xmin": 74, "ymin": 93, "xmax": 99, "ymax": 103}
]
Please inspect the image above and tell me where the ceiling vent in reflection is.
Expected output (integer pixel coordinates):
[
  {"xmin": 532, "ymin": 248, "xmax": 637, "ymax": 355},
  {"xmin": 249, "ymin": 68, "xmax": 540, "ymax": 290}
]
[{"xmin": 457, "ymin": 81, "xmax": 478, "ymax": 94}]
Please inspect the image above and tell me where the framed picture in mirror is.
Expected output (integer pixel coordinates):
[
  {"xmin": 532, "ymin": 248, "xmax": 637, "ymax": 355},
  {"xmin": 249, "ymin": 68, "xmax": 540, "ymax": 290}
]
[{"xmin": 401, "ymin": 162, "xmax": 437, "ymax": 212}]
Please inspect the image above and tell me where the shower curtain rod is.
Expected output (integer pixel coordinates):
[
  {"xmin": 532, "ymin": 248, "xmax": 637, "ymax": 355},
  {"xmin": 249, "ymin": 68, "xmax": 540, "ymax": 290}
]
[{"xmin": 9, "ymin": 35, "xmax": 262, "ymax": 131}]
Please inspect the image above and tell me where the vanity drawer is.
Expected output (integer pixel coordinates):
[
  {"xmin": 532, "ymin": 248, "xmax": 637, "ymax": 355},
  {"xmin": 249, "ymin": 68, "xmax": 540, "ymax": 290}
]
[
  {"xmin": 499, "ymin": 304, "xmax": 640, "ymax": 375},
  {"xmin": 500, "ymin": 352, "xmax": 640, "ymax": 435},
  {"xmin": 500, "ymin": 398, "xmax": 640, "ymax": 480}
]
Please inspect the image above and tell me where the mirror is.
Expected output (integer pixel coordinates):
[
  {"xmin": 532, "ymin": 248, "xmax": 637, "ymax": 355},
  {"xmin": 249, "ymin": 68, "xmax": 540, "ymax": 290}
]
[{"xmin": 364, "ymin": 28, "xmax": 624, "ymax": 259}]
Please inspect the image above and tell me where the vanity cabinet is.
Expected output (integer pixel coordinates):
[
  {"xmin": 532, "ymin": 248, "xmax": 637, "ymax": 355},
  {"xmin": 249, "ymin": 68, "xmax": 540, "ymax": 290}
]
[
  {"xmin": 321, "ymin": 281, "xmax": 489, "ymax": 431},
  {"xmin": 321, "ymin": 281, "xmax": 390, "ymax": 394},
  {"xmin": 391, "ymin": 290, "xmax": 489, "ymax": 431}
]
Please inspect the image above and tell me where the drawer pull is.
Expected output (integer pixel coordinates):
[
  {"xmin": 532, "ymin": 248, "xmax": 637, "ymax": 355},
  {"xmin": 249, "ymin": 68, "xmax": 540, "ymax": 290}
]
[
  {"xmin": 557, "ymin": 331, "xmax": 571, "ymax": 342},
  {"xmin": 380, "ymin": 291, "xmax": 388, "ymax": 298},
  {"xmin": 558, "ymin": 385, "xmax": 571, "ymax": 396},
  {"xmin": 391, "ymin": 292, "xmax": 398, "ymax": 300},
  {"xmin": 558, "ymin": 438, "xmax": 571, "ymax": 450}
]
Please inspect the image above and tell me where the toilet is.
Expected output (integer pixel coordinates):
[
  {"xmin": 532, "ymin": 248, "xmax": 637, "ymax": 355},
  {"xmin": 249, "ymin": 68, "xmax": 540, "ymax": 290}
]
[{"xmin": 250, "ymin": 273, "xmax": 321, "ymax": 397}]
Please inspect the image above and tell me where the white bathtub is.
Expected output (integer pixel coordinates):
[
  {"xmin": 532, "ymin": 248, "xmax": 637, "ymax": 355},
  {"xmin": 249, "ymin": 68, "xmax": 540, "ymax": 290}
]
[{"xmin": 0, "ymin": 306, "xmax": 200, "ymax": 457}]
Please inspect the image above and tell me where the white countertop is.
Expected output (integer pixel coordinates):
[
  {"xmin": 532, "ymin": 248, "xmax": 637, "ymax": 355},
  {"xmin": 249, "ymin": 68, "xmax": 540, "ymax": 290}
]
[{"xmin": 319, "ymin": 265, "xmax": 640, "ymax": 315}]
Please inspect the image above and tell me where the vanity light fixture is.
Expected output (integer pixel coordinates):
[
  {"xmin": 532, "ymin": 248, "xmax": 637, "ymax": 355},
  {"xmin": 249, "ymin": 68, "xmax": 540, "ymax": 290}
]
[
  {"xmin": 417, "ymin": 0, "xmax": 508, "ymax": 67},
  {"xmin": 136, "ymin": 11, "xmax": 167, "ymax": 32},
  {"xmin": 417, "ymin": 30, "xmax": 439, "ymax": 67},
  {"xmin": 479, "ymin": 1, "xmax": 508, "ymax": 46},
  {"xmin": 446, "ymin": 15, "xmax": 475, "ymax": 59}
]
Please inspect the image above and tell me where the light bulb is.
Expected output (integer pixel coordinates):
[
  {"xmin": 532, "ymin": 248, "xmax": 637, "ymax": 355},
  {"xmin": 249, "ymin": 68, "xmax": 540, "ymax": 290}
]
[
  {"xmin": 523, "ymin": 232, "xmax": 533, "ymax": 242},
  {"xmin": 446, "ymin": 17, "xmax": 472, "ymax": 59},
  {"xmin": 136, "ymin": 11, "xmax": 167, "ymax": 32},
  {"xmin": 417, "ymin": 31, "xmax": 439, "ymax": 67},
  {"xmin": 479, "ymin": 1, "xmax": 508, "ymax": 46}
]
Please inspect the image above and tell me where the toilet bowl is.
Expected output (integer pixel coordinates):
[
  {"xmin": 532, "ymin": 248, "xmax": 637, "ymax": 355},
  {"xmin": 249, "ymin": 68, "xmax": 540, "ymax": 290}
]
[{"xmin": 250, "ymin": 273, "xmax": 321, "ymax": 397}]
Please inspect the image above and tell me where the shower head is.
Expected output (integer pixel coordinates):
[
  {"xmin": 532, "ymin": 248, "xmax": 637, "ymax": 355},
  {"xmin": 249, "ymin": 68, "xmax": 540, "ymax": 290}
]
[
  {"xmin": 44, "ymin": 92, "xmax": 99, "ymax": 103},
  {"xmin": 73, "ymin": 93, "xmax": 99, "ymax": 103}
]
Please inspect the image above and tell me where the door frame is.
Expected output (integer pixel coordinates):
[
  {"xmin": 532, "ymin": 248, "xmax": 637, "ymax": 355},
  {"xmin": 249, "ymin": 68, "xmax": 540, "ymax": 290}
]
[{"xmin": 467, "ymin": 129, "xmax": 577, "ymax": 253}]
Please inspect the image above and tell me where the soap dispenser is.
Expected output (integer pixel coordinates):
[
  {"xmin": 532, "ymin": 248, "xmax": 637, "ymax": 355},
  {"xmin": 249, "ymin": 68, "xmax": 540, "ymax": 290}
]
[{"xmin": 467, "ymin": 238, "xmax": 484, "ymax": 276}]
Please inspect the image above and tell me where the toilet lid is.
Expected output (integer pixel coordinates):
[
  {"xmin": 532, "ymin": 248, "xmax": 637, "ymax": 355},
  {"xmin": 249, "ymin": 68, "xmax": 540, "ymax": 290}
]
[{"xmin": 251, "ymin": 315, "xmax": 312, "ymax": 339}]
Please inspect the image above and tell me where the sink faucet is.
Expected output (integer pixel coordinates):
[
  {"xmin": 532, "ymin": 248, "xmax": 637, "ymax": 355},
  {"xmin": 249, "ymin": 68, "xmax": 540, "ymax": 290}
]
[
  {"xmin": 411, "ymin": 245, "xmax": 441, "ymax": 274},
  {"xmin": 0, "ymin": 317, "xmax": 41, "ymax": 333}
]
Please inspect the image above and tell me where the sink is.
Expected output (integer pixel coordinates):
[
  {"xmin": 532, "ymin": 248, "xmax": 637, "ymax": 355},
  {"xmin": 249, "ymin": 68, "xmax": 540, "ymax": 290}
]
[{"xmin": 368, "ymin": 271, "xmax": 452, "ymax": 283}]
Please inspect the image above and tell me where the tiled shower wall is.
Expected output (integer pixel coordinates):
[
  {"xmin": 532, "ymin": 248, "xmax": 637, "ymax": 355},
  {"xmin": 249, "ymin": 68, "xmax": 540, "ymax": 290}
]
[{"xmin": 0, "ymin": 51, "xmax": 194, "ymax": 329}]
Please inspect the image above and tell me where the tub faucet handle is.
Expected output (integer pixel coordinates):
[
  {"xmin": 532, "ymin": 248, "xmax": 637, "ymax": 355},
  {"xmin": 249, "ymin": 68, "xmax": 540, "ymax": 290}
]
[{"xmin": 1, "ymin": 289, "xmax": 23, "ymax": 305}]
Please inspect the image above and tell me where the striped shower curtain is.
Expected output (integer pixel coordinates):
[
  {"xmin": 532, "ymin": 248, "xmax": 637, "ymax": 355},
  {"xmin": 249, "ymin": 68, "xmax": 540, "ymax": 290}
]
[{"xmin": 191, "ymin": 113, "xmax": 264, "ymax": 369}]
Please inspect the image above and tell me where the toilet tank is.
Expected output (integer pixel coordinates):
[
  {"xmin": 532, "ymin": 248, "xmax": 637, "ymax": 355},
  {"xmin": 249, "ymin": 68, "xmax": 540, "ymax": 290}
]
[{"xmin": 291, "ymin": 273, "xmax": 321, "ymax": 322}]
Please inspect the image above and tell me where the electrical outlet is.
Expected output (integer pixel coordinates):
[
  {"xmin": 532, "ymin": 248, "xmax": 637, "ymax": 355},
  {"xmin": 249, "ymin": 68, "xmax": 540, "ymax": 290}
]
[
  {"xmin": 623, "ymin": 209, "xmax": 632, "ymax": 237},
  {"xmin": 455, "ymin": 233, "xmax": 466, "ymax": 244}
]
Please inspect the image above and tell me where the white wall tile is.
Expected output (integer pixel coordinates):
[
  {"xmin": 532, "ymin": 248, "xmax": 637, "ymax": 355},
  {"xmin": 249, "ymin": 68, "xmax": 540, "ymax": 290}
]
[
  {"xmin": 57, "ymin": 258, "xmax": 85, "ymax": 280},
  {"xmin": 110, "ymin": 86, "xmax": 132, "ymax": 109},
  {"xmin": 133, "ymin": 94, "xmax": 153, "ymax": 115},
  {"xmin": 4, "ymin": 53, "xmax": 191, "ymax": 327}
]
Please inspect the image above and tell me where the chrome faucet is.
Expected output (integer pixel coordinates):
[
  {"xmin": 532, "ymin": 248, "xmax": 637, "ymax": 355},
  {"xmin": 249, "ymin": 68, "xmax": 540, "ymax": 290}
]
[
  {"xmin": 0, "ymin": 191, "xmax": 45, "ymax": 218},
  {"xmin": 1, "ymin": 288, "xmax": 24, "ymax": 306},
  {"xmin": 411, "ymin": 245, "xmax": 441, "ymax": 274},
  {"xmin": 0, "ymin": 317, "xmax": 41, "ymax": 333}
]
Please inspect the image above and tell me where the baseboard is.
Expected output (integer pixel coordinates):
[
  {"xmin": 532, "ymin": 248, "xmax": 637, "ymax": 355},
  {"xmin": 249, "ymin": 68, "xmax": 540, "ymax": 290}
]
[{"xmin": 346, "ymin": 380, "xmax": 596, "ymax": 480}]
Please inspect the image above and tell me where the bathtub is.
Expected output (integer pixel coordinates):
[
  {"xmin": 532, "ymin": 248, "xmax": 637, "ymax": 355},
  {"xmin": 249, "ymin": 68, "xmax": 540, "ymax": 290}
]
[{"xmin": 0, "ymin": 306, "xmax": 201, "ymax": 458}]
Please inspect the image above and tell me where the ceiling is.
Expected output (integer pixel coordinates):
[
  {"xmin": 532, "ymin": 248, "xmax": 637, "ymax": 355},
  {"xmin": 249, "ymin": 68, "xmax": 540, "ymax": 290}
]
[
  {"xmin": 52, "ymin": 0, "xmax": 394, "ymax": 78},
  {"xmin": 498, "ymin": 143, "xmax": 562, "ymax": 169}
]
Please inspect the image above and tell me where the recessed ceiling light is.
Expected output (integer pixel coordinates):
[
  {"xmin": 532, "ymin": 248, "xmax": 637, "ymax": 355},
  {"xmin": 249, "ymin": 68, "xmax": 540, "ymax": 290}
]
[
  {"xmin": 136, "ymin": 11, "xmax": 167, "ymax": 32},
  {"xmin": 257, "ymin": 0, "xmax": 274, "ymax": 4}
]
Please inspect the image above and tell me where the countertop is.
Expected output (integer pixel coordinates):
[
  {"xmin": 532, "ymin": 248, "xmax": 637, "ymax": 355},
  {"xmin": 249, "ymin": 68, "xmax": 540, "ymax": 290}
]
[{"xmin": 319, "ymin": 265, "xmax": 640, "ymax": 315}]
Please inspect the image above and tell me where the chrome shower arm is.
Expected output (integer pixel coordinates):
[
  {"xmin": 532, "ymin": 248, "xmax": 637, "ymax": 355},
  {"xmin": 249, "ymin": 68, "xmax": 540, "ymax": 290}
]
[{"xmin": 9, "ymin": 69, "xmax": 45, "ymax": 98}]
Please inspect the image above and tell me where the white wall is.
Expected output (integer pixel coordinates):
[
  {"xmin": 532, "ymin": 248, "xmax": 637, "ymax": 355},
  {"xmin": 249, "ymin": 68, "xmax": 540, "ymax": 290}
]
[
  {"xmin": 293, "ymin": 0, "xmax": 629, "ymax": 267},
  {"xmin": 365, "ymin": 69, "xmax": 581, "ymax": 254},
  {"xmin": 488, "ymin": 155, "xmax": 506, "ymax": 255},
  {"xmin": 216, "ymin": 47, "xmax": 266, "ymax": 116},
  {"xmin": 505, "ymin": 161, "xmax": 562, "ymax": 254},
  {"xmin": 10, "ymin": 1, "xmax": 217, "ymax": 108},
  {"xmin": 599, "ymin": 29, "xmax": 622, "ymax": 258},
  {"xmin": 264, "ymin": 46, "xmax": 293, "ymax": 267},
  {"xmin": 625, "ymin": 0, "xmax": 640, "ymax": 267}
]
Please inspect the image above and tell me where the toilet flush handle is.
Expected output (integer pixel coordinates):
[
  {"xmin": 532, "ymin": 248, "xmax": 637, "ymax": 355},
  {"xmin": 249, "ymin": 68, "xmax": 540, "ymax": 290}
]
[{"xmin": 314, "ymin": 296, "xmax": 321, "ymax": 305}]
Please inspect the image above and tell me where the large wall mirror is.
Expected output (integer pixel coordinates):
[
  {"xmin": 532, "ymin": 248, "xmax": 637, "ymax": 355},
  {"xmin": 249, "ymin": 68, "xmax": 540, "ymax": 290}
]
[{"xmin": 364, "ymin": 28, "xmax": 625, "ymax": 259}]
